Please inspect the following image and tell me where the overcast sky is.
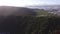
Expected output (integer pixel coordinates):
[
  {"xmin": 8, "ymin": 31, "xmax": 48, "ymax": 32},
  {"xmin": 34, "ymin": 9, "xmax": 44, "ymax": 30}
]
[{"xmin": 0, "ymin": 0, "xmax": 59, "ymax": 7}]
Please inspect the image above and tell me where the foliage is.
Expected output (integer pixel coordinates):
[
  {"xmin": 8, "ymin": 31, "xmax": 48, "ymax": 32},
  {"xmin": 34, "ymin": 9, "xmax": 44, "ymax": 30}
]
[
  {"xmin": 14, "ymin": 16, "xmax": 60, "ymax": 34},
  {"xmin": 33, "ymin": 9, "xmax": 54, "ymax": 17}
]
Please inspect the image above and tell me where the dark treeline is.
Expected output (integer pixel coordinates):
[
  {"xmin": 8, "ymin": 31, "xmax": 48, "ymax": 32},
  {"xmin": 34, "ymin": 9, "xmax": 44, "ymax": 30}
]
[
  {"xmin": 0, "ymin": 6, "xmax": 60, "ymax": 34},
  {"xmin": 0, "ymin": 16, "xmax": 60, "ymax": 34}
]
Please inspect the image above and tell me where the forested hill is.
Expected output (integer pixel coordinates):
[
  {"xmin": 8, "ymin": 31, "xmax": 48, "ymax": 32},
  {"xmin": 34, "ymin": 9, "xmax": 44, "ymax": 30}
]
[{"xmin": 0, "ymin": 6, "xmax": 36, "ymax": 16}]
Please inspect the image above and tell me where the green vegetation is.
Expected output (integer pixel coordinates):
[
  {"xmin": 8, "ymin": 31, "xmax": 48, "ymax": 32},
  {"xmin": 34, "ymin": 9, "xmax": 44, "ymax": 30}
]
[
  {"xmin": 0, "ymin": 6, "xmax": 59, "ymax": 34},
  {"xmin": 16, "ymin": 15, "xmax": 60, "ymax": 34},
  {"xmin": 33, "ymin": 9, "xmax": 55, "ymax": 17},
  {"xmin": 16, "ymin": 9, "xmax": 60, "ymax": 34}
]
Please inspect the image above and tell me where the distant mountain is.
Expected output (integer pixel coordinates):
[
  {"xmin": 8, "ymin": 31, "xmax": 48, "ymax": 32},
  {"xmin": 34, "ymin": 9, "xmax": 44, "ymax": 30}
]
[
  {"xmin": 25, "ymin": 5, "xmax": 60, "ymax": 16},
  {"xmin": 26, "ymin": 5, "xmax": 60, "ymax": 7},
  {"xmin": 26, "ymin": 5, "xmax": 60, "ymax": 9}
]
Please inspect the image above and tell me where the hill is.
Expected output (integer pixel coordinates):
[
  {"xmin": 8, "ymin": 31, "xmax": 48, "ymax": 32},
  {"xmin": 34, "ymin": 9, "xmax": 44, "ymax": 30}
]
[{"xmin": 0, "ymin": 6, "xmax": 36, "ymax": 16}]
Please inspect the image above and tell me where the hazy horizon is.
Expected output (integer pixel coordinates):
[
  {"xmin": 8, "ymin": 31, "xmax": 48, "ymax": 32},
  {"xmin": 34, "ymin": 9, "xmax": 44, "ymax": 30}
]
[{"xmin": 0, "ymin": 0, "xmax": 59, "ymax": 7}]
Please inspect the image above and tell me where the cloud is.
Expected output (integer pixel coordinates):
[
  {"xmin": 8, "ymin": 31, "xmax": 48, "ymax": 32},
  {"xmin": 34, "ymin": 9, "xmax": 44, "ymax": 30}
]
[
  {"xmin": 43, "ymin": 2, "xmax": 60, "ymax": 5},
  {"xmin": 0, "ymin": 0, "xmax": 42, "ymax": 7},
  {"xmin": 0, "ymin": 0, "xmax": 59, "ymax": 7}
]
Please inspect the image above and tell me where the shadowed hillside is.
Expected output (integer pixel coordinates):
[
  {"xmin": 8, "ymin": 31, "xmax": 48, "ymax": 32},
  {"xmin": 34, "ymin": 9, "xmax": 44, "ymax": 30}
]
[
  {"xmin": 0, "ymin": 6, "xmax": 36, "ymax": 16},
  {"xmin": 0, "ymin": 6, "xmax": 36, "ymax": 34},
  {"xmin": 0, "ymin": 16, "xmax": 59, "ymax": 34},
  {"xmin": 0, "ymin": 6, "xmax": 59, "ymax": 34}
]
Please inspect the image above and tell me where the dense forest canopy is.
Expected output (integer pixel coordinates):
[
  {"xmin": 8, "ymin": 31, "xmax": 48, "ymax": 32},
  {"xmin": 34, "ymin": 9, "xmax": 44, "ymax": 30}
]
[{"xmin": 0, "ymin": 6, "xmax": 59, "ymax": 34}]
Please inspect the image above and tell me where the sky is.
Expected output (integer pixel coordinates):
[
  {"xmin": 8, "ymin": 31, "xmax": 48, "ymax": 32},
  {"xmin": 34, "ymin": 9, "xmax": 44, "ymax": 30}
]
[{"xmin": 0, "ymin": 0, "xmax": 59, "ymax": 7}]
